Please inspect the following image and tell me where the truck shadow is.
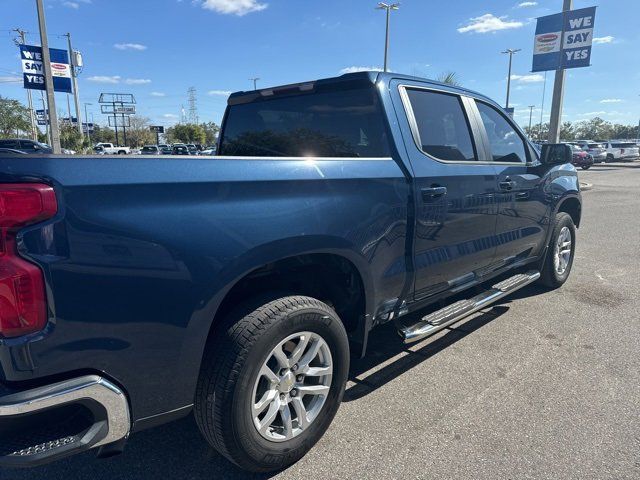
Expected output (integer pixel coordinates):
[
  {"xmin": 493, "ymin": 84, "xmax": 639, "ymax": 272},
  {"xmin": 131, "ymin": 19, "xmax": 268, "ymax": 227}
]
[
  {"xmin": 344, "ymin": 304, "xmax": 510, "ymax": 402},
  {"xmin": 0, "ymin": 289, "xmax": 531, "ymax": 480}
]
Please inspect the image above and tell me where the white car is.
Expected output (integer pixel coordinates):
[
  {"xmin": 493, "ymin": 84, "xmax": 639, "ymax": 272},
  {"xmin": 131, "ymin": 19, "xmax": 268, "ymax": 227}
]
[
  {"xmin": 93, "ymin": 143, "xmax": 130, "ymax": 155},
  {"xmin": 603, "ymin": 141, "xmax": 639, "ymax": 162}
]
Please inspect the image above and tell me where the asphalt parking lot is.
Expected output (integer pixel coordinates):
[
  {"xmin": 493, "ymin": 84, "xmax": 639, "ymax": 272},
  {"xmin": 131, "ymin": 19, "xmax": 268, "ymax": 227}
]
[{"xmin": 3, "ymin": 166, "xmax": 639, "ymax": 480}]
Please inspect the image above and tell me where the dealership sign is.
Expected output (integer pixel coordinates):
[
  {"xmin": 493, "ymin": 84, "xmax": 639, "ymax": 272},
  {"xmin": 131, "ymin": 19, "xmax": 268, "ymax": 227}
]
[
  {"xmin": 19, "ymin": 45, "xmax": 72, "ymax": 93},
  {"xmin": 532, "ymin": 7, "xmax": 597, "ymax": 72}
]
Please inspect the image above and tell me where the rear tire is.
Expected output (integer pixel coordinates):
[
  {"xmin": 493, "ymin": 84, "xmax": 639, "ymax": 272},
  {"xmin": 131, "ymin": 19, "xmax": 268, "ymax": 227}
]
[
  {"xmin": 539, "ymin": 212, "xmax": 576, "ymax": 289},
  {"xmin": 195, "ymin": 295, "xmax": 349, "ymax": 472},
  {"xmin": 581, "ymin": 165, "xmax": 590, "ymax": 170}
]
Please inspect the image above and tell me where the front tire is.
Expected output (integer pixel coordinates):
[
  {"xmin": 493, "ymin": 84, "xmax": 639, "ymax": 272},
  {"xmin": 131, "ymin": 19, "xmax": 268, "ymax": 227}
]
[
  {"xmin": 581, "ymin": 165, "xmax": 590, "ymax": 170},
  {"xmin": 539, "ymin": 212, "xmax": 576, "ymax": 288},
  {"xmin": 195, "ymin": 295, "xmax": 350, "ymax": 472}
]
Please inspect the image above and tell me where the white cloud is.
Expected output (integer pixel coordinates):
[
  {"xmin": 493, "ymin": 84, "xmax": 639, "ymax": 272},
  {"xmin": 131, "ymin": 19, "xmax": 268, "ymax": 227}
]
[
  {"xmin": 62, "ymin": 2, "xmax": 79, "ymax": 9},
  {"xmin": 150, "ymin": 92, "xmax": 166, "ymax": 97},
  {"xmin": 125, "ymin": 78, "xmax": 151, "ymax": 85},
  {"xmin": 162, "ymin": 114, "xmax": 178, "ymax": 119},
  {"xmin": 511, "ymin": 73, "xmax": 545, "ymax": 83},
  {"xmin": 87, "ymin": 75, "xmax": 121, "ymax": 84},
  {"xmin": 593, "ymin": 36, "xmax": 614, "ymax": 44},
  {"xmin": 339, "ymin": 66, "xmax": 384, "ymax": 75},
  {"xmin": 600, "ymin": 98, "xmax": 622, "ymax": 104},
  {"xmin": 200, "ymin": 0, "xmax": 267, "ymax": 16},
  {"xmin": 0, "ymin": 75, "xmax": 21, "ymax": 82},
  {"xmin": 458, "ymin": 14, "xmax": 523, "ymax": 34},
  {"xmin": 517, "ymin": 2, "xmax": 537, "ymax": 7},
  {"xmin": 208, "ymin": 90, "xmax": 232, "ymax": 96},
  {"xmin": 114, "ymin": 43, "xmax": 147, "ymax": 51},
  {"xmin": 579, "ymin": 111, "xmax": 606, "ymax": 117}
]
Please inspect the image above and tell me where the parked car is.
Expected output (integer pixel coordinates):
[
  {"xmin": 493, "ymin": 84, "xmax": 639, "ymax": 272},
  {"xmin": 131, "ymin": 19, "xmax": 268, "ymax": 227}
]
[
  {"xmin": 603, "ymin": 141, "xmax": 640, "ymax": 162},
  {"xmin": 186, "ymin": 144, "xmax": 198, "ymax": 155},
  {"xmin": 0, "ymin": 138, "xmax": 52, "ymax": 154},
  {"xmin": 172, "ymin": 143, "xmax": 190, "ymax": 155},
  {"xmin": 580, "ymin": 142, "xmax": 607, "ymax": 163},
  {"xmin": 200, "ymin": 146, "xmax": 217, "ymax": 155},
  {"xmin": 93, "ymin": 143, "xmax": 130, "ymax": 155},
  {"xmin": 0, "ymin": 148, "xmax": 26, "ymax": 155},
  {"xmin": 160, "ymin": 145, "xmax": 173, "ymax": 155},
  {"xmin": 0, "ymin": 71, "xmax": 581, "ymax": 473},
  {"xmin": 140, "ymin": 145, "xmax": 161, "ymax": 155},
  {"xmin": 570, "ymin": 144, "xmax": 594, "ymax": 170}
]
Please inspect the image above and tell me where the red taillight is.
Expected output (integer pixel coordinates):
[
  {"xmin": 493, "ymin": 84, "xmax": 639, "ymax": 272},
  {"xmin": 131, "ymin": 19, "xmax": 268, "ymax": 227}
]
[{"xmin": 0, "ymin": 184, "xmax": 57, "ymax": 338}]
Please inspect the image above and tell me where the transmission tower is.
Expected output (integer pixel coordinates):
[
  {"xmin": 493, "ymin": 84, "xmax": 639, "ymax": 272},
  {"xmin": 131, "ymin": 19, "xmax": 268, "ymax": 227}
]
[{"xmin": 187, "ymin": 87, "xmax": 198, "ymax": 124}]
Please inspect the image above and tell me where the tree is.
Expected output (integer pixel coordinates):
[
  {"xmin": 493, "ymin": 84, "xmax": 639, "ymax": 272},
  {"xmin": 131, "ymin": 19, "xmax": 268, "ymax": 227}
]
[
  {"xmin": 125, "ymin": 115, "xmax": 156, "ymax": 147},
  {"xmin": 0, "ymin": 95, "xmax": 32, "ymax": 138},
  {"xmin": 573, "ymin": 117, "xmax": 613, "ymax": 140},
  {"xmin": 91, "ymin": 125, "xmax": 116, "ymax": 144},
  {"xmin": 202, "ymin": 121, "xmax": 220, "ymax": 146},
  {"xmin": 560, "ymin": 121, "xmax": 575, "ymax": 141},
  {"xmin": 436, "ymin": 72, "xmax": 461, "ymax": 86},
  {"xmin": 59, "ymin": 123, "xmax": 86, "ymax": 152},
  {"xmin": 165, "ymin": 123, "xmax": 206, "ymax": 144}
]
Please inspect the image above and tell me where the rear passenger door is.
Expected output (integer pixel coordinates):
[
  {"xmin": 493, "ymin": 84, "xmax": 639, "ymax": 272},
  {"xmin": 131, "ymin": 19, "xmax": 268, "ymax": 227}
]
[
  {"xmin": 395, "ymin": 83, "xmax": 500, "ymax": 300},
  {"xmin": 473, "ymin": 100, "xmax": 548, "ymax": 266}
]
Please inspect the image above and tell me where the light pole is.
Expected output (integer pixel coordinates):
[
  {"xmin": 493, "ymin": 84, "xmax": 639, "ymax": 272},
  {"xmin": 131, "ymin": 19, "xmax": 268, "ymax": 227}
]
[
  {"xmin": 249, "ymin": 77, "xmax": 260, "ymax": 90},
  {"xmin": 84, "ymin": 102, "xmax": 92, "ymax": 145},
  {"xmin": 502, "ymin": 48, "xmax": 521, "ymax": 110},
  {"xmin": 36, "ymin": 0, "xmax": 61, "ymax": 153},
  {"xmin": 528, "ymin": 105, "xmax": 535, "ymax": 137},
  {"xmin": 64, "ymin": 32, "xmax": 83, "ymax": 138},
  {"xmin": 376, "ymin": 2, "xmax": 400, "ymax": 73}
]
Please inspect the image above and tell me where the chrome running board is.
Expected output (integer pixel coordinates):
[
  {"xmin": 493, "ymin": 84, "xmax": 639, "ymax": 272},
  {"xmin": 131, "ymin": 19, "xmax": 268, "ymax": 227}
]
[{"xmin": 399, "ymin": 270, "xmax": 540, "ymax": 344}]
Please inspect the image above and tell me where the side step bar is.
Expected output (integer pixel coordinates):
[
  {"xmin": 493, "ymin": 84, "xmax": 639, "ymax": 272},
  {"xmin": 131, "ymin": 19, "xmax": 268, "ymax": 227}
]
[{"xmin": 399, "ymin": 270, "xmax": 540, "ymax": 344}]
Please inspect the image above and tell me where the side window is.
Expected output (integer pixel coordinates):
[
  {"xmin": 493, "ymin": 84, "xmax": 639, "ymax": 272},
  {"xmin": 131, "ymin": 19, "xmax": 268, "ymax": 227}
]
[
  {"xmin": 19, "ymin": 140, "xmax": 36, "ymax": 151},
  {"xmin": 476, "ymin": 102, "xmax": 528, "ymax": 163},
  {"xmin": 405, "ymin": 88, "xmax": 477, "ymax": 161},
  {"xmin": 0, "ymin": 140, "xmax": 18, "ymax": 149}
]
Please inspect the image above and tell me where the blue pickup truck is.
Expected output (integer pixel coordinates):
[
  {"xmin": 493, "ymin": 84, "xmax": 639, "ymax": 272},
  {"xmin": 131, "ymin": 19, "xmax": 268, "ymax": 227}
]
[{"xmin": 0, "ymin": 72, "xmax": 580, "ymax": 472}]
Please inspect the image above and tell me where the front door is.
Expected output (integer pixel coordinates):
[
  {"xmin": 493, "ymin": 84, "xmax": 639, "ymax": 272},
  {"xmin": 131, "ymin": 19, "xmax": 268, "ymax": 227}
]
[
  {"xmin": 395, "ymin": 84, "xmax": 500, "ymax": 300},
  {"xmin": 473, "ymin": 100, "xmax": 548, "ymax": 266}
]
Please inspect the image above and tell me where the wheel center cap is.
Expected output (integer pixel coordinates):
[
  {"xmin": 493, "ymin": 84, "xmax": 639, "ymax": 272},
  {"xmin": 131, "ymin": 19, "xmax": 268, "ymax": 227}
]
[{"xmin": 279, "ymin": 371, "xmax": 295, "ymax": 393}]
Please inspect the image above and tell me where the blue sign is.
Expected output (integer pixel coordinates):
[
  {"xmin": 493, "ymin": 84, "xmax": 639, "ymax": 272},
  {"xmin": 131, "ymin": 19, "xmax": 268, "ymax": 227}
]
[
  {"xmin": 532, "ymin": 7, "xmax": 597, "ymax": 72},
  {"xmin": 20, "ymin": 45, "xmax": 72, "ymax": 93}
]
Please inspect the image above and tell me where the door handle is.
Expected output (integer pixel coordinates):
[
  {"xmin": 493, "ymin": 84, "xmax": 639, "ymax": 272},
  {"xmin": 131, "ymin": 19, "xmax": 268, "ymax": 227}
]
[
  {"xmin": 421, "ymin": 186, "xmax": 447, "ymax": 201},
  {"xmin": 499, "ymin": 180, "xmax": 516, "ymax": 191}
]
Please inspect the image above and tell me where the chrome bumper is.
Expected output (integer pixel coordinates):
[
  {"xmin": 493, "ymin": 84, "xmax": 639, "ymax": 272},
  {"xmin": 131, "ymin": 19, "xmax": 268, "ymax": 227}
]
[{"xmin": 0, "ymin": 375, "xmax": 130, "ymax": 465}]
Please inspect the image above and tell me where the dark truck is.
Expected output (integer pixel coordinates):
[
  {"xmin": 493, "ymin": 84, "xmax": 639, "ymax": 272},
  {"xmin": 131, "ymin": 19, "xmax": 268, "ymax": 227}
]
[{"xmin": 0, "ymin": 72, "xmax": 580, "ymax": 472}]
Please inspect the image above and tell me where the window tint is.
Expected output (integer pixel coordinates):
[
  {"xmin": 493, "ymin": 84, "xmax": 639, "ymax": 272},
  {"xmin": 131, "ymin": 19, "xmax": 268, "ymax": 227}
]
[
  {"xmin": 219, "ymin": 86, "xmax": 390, "ymax": 157},
  {"xmin": 405, "ymin": 89, "xmax": 476, "ymax": 161},
  {"xmin": 0, "ymin": 140, "xmax": 18, "ymax": 149},
  {"xmin": 476, "ymin": 102, "xmax": 527, "ymax": 163},
  {"xmin": 19, "ymin": 140, "xmax": 37, "ymax": 151}
]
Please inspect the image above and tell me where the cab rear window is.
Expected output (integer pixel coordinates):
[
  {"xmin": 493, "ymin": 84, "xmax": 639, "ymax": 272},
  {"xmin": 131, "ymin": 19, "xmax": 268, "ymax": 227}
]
[{"xmin": 219, "ymin": 87, "xmax": 390, "ymax": 158}]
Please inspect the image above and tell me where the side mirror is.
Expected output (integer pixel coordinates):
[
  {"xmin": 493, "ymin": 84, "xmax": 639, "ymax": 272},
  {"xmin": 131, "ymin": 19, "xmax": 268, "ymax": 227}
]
[{"xmin": 541, "ymin": 143, "xmax": 572, "ymax": 165}]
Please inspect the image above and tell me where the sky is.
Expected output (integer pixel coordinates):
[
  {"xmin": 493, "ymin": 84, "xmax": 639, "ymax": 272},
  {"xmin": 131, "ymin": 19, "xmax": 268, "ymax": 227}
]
[{"xmin": 1, "ymin": 0, "xmax": 639, "ymax": 130}]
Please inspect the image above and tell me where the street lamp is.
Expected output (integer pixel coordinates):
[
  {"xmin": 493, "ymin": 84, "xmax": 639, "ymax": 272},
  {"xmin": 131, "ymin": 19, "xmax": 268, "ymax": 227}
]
[
  {"xmin": 249, "ymin": 77, "xmax": 260, "ymax": 90},
  {"xmin": 84, "ymin": 102, "xmax": 92, "ymax": 145},
  {"xmin": 502, "ymin": 48, "xmax": 521, "ymax": 110},
  {"xmin": 376, "ymin": 2, "xmax": 400, "ymax": 73},
  {"xmin": 528, "ymin": 105, "xmax": 535, "ymax": 136}
]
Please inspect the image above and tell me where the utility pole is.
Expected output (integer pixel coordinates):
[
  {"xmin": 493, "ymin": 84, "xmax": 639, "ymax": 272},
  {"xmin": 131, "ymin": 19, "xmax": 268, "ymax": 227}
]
[
  {"xmin": 249, "ymin": 77, "xmax": 260, "ymax": 90},
  {"xmin": 84, "ymin": 102, "xmax": 92, "ymax": 145},
  {"xmin": 376, "ymin": 2, "xmax": 400, "ymax": 73},
  {"xmin": 502, "ymin": 48, "xmax": 521, "ymax": 109},
  {"xmin": 548, "ymin": 0, "xmax": 573, "ymax": 143},
  {"xmin": 36, "ymin": 0, "xmax": 61, "ymax": 153},
  {"xmin": 64, "ymin": 32, "xmax": 83, "ymax": 138},
  {"xmin": 528, "ymin": 105, "xmax": 535, "ymax": 137},
  {"xmin": 13, "ymin": 28, "xmax": 38, "ymax": 141},
  {"xmin": 40, "ymin": 92, "xmax": 51, "ymax": 146},
  {"xmin": 539, "ymin": 71, "xmax": 548, "ymax": 141}
]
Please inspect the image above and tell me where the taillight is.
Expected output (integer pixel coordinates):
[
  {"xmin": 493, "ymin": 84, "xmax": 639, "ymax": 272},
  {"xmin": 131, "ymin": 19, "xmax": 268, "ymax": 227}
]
[{"xmin": 0, "ymin": 184, "xmax": 57, "ymax": 338}]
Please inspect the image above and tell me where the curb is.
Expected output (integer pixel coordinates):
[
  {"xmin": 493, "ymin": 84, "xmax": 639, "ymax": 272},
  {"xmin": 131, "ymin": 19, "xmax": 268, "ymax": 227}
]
[
  {"xmin": 591, "ymin": 162, "xmax": 640, "ymax": 169},
  {"xmin": 580, "ymin": 182, "xmax": 593, "ymax": 191}
]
